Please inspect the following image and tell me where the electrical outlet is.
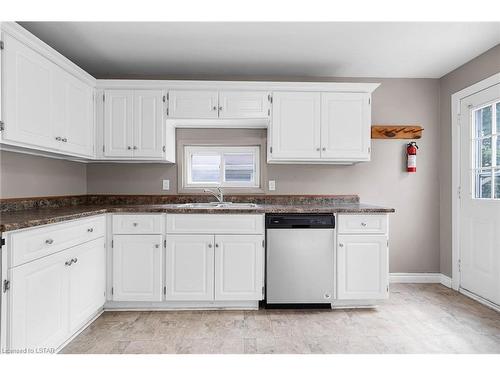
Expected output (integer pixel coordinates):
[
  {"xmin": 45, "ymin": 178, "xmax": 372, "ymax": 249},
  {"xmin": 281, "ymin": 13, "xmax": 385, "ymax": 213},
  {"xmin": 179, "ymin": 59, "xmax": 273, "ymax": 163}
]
[
  {"xmin": 268, "ymin": 180, "xmax": 276, "ymax": 191},
  {"xmin": 162, "ymin": 179, "xmax": 170, "ymax": 191}
]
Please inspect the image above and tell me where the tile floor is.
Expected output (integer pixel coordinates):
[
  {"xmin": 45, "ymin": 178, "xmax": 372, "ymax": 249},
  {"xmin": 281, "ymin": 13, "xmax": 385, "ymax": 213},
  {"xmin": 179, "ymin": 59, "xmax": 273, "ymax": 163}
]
[{"xmin": 61, "ymin": 284, "xmax": 500, "ymax": 354}]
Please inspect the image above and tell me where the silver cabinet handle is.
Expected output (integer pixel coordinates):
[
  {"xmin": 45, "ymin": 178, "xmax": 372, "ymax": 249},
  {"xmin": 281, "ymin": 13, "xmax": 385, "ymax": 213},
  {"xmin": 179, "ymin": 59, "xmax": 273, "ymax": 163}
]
[
  {"xmin": 322, "ymin": 147, "xmax": 326, "ymax": 151},
  {"xmin": 72, "ymin": 258, "xmax": 78, "ymax": 264},
  {"xmin": 87, "ymin": 228, "xmax": 94, "ymax": 232},
  {"xmin": 127, "ymin": 146, "xmax": 132, "ymax": 150},
  {"xmin": 215, "ymin": 243, "xmax": 219, "ymax": 248},
  {"xmin": 361, "ymin": 222, "xmax": 367, "ymax": 227},
  {"xmin": 61, "ymin": 138, "xmax": 67, "ymax": 142},
  {"xmin": 339, "ymin": 243, "xmax": 344, "ymax": 247},
  {"xmin": 212, "ymin": 106, "xmax": 217, "ymax": 111},
  {"xmin": 133, "ymin": 146, "xmax": 137, "ymax": 150},
  {"xmin": 155, "ymin": 244, "xmax": 160, "ymax": 248},
  {"xmin": 208, "ymin": 243, "xmax": 213, "ymax": 248},
  {"xmin": 65, "ymin": 260, "xmax": 72, "ymax": 266},
  {"xmin": 218, "ymin": 106, "xmax": 222, "ymax": 111},
  {"xmin": 316, "ymin": 147, "xmax": 320, "ymax": 151},
  {"xmin": 45, "ymin": 239, "xmax": 54, "ymax": 245},
  {"xmin": 55, "ymin": 136, "xmax": 62, "ymax": 141},
  {"xmin": 133, "ymin": 223, "xmax": 138, "ymax": 227}
]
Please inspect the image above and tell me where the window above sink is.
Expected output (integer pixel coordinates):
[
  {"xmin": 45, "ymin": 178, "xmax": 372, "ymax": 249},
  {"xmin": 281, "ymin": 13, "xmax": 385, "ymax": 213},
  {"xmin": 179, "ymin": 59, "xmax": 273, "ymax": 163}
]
[{"xmin": 183, "ymin": 145, "xmax": 261, "ymax": 189}]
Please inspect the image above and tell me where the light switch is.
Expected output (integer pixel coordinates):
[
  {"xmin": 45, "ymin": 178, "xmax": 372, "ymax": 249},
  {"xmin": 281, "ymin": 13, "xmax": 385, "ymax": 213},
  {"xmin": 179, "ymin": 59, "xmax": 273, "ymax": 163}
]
[
  {"xmin": 268, "ymin": 180, "xmax": 276, "ymax": 191},
  {"xmin": 162, "ymin": 180, "xmax": 170, "ymax": 191}
]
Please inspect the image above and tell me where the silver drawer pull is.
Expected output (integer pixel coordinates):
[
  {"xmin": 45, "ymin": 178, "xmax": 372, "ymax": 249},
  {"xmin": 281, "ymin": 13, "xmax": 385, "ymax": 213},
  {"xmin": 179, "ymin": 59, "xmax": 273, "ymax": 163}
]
[
  {"xmin": 87, "ymin": 228, "xmax": 94, "ymax": 232},
  {"xmin": 133, "ymin": 223, "xmax": 138, "ymax": 227},
  {"xmin": 361, "ymin": 222, "xmax": 367, "ymax": 227},
  {"xmin": 45, "ymin": 239, "xmax": 54, "ymax": 245}
]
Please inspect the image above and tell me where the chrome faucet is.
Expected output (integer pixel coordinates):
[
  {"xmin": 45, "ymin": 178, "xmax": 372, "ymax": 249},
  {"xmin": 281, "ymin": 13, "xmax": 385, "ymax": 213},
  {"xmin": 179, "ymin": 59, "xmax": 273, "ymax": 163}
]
[{"xmin": 203, "ymin": 187, "xmax": 224, "ymax": 203}]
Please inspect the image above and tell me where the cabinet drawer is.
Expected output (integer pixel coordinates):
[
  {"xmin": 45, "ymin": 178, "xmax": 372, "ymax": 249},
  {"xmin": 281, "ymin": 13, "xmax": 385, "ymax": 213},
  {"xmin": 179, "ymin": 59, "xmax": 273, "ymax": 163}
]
[
  {"xmin": 9, "ymin": 215, "xmax": 105, "ymax": 268},
  {"xmin": 337, "ymin": 214, "xmax": 388, "ymax": 234},
  {"xmin": 166, "ymin": 214, "xmax": 264, "ymax": 234},
  {"xmin": 112, "ymin": 214, "xmax": 163, "ymax": 234}
]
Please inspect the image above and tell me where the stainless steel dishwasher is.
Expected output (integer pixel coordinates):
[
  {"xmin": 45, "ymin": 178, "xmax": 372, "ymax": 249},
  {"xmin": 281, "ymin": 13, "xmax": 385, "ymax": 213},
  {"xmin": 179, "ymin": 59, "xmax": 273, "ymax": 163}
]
[{"xmin": 266, "ymin": 214, "xmax": 335, "ymax": 305}]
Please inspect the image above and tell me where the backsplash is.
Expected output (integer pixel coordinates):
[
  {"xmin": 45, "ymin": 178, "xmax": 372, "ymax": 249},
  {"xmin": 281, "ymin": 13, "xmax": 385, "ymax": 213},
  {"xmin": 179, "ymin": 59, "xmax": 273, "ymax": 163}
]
[{"xmin": 0, "ymin": 194, "xmax": 360, "ymax": 212}]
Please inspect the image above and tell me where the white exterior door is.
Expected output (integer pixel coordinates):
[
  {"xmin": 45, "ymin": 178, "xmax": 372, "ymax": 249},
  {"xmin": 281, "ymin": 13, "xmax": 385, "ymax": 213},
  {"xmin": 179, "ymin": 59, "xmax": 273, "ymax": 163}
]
[
  {"xmin": 112, "ymin": 235, "xmax": 163, "ymax": 301},
  {"xmin": 270, "ymin": 91, "xmax": 321, "ymax": 160},
  {"xmin": 165, "ymin": 235, "xmax": 214, "ymax": 301},
  {"xmin": 459, "ymin": 84, "xmax": 500, "ymax": 306},
  {"xmin": 214, "ymin": 235, "xmax": 264, "ymax": 301},
  {"xmin": 321, "ymin": 92, "xmax": 371, "ymax": 160},
  {"xmin": 2, "ymin": 33, "xmax": 58, "ymax": 150},
  {"xmin": 104, "ymin": 90, "xmax": 134, "ymax": 157},
  {"xmin": 168, "ymin": 90, "xmax": 219, "ymax": 118},
  {"xmin": 68, "ymin": 238, "xmax": 106, "ymax": 332},
  {"xmin": 9, "ymin": 250, "xmax": 69, "ymax": 351},
  {"xmin": 133, "ymin": 90, "xmax": 164, "ymax": 158},
  {"xmin": 337, "ymin": 235, "xmax": 389, "ymax": 300},
  {"xmin": 218, "ymin": 91, "xmax": 270, "ymax": 119}
]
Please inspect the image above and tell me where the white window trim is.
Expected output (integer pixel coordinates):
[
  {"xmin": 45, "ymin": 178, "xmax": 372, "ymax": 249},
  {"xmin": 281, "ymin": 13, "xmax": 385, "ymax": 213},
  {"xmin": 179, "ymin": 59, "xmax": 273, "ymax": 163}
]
[{"xmin": 183, "ymin": 145, "xmax": 260, "ymax": 189}]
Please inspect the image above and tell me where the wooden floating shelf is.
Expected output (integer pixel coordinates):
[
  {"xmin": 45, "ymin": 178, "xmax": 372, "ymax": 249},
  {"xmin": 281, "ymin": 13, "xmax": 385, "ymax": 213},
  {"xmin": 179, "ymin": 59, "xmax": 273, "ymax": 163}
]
[{"xmin": 371, "ymin": 125, "xmax": 423, "ymax": 139}]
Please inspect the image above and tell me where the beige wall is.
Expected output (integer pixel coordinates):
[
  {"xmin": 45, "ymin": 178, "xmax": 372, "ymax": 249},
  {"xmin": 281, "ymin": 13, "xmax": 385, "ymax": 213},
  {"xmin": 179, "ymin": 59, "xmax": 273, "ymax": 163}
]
[
  {"xmin": 438, "ymin": 44, "xmax": 500, "ymax": 277},
  {"xmin": 0, "ymin": 151, "xmax": 87, "ymax": 198},
  {"xmin": 86, "ymin": 78, "xmax": 441, "ymax": 273}
]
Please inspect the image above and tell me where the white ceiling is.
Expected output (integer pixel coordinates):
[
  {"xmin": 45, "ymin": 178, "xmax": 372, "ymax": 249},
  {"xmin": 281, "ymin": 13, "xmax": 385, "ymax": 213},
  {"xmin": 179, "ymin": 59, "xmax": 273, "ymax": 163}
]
[{"xmin": 18, "ymin": 22, "xmax": 500, "ymax": 79}]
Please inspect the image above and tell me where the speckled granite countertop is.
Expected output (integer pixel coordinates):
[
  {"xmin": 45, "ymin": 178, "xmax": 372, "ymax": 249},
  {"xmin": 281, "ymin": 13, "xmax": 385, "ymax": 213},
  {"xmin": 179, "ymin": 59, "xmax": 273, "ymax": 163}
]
[{"xmin": 0, "ymin": 202, "xmax": 395, "ymax": 232}]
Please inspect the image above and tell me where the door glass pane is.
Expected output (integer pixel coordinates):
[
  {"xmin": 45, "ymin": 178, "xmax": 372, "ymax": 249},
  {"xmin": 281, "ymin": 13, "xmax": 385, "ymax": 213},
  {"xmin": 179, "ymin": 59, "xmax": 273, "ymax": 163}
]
[
  {"xmin": 191, "ymin": 154, "xmax": 220, "ymax": 183},
  {"xmin": 475, "ymin": 105, "xmax": 492, "ymax": 137},
  {"xmin": 224, "ymin": 153, "xmax": 255, "ymax": 182},
  {"xmin": 497, "ymin": 102, "xmax": 500, "ymax": 133},
  {"xmin": 497, "ymin": 137, "xmax": 500, "ymax": 166},
  {"xmin": 495, "ymin": 169, "xmax": 500, "ymax": 199},
  {"xmin": 475, "ymin": 170, "xmax": 492, "ymax": 199},
  {"xmin": 474, "ymin": 138, "xmax": 492, "ymax": 168}
]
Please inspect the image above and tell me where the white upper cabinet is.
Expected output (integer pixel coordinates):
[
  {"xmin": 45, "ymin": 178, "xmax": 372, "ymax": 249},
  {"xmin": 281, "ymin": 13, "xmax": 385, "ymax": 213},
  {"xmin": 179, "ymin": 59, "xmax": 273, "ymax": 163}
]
[
  {"xmin": 134, "ymin": 90, "xmax": 164, "ymax": 158},
  {"xmin": 103, "ymin": 89, "xmax": 165, "ymax": 159},
  {"xmin": 2, "ymin": 33, "xmax": 95, "ymax": 158},
  {"xmin": 321, "ymin": 92, "xmax": 371, "ymax": 161},
  {"xmin": 218, "ymin": 91, "xmax": 270, "ymax": 119},
  {"xmin": 269, "ymin": 92, "xmax": 321, "ymax": 160},
  {"xmin": 268, "ymin": 91, "xmax": 372, "ymax": 164},
  {"xmin": 168, "ymin": 90, "xmax": 218, "ymax": 119},
  {"xmin": 167, "ymin": 90, "xmax": 270, "ymax": 119}
]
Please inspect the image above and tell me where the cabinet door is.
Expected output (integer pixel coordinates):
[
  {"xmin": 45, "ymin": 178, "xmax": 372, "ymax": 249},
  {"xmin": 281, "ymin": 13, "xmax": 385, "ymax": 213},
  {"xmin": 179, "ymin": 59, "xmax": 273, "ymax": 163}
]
[
  {"xmin": 104, "ymin": 90, "xmax": 134, "ymax": 157},
  {"xmin": 68, "ymin": 238, "xmax": 105, "ymax": 332},
  {"xmin": 214, "ymin": 235, "xmax": 264, "ymax": 301},
  {"xmin": 168, "ymin": 90, "xmax": 218, "ymax": 118},
  {"xmin": 133, "ymin": 90, "xmax": 164, "ymax": 158},
  {"xmin": 2, "ymin": 33, "xmax": 58, "ymax": 150},
  {"xmin": 270, "ymin": 92, "xmax": 321, "ymax": 160},
  {"xmin": 112, "ymin": 235, "xmax": 163, "ymax": 301},
  {"xmin": 337, "ymin": 235, "xmax": 389, "ymax": 300},
  {"xmin": 219, "ymin": 91, "xmax": 270, "ymax": 119},
  {"xmin": 321, "ymin": 93, "xmax": 371, "ymax": 161},
  {"xmin": 61, "ymin": 73, "xmax": 94, "ymax": 157},
  {"xmin": 9, "ymin": 250, "xmax": 69, "ymax": 351},
  {"xmin": 165, "ymin": 235, "xmax": 214, "ymax": 301}
]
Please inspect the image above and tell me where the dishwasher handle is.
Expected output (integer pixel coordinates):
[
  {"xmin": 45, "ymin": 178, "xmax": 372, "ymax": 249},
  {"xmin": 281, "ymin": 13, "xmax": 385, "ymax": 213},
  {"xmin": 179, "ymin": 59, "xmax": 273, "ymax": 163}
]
[{"xmin": 266, "ymin": 214, "xmax": 335, "ymax": 229}]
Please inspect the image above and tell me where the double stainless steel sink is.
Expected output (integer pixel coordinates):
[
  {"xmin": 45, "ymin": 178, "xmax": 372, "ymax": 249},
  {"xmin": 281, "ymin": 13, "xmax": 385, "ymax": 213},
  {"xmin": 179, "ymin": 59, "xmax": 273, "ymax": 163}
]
[{"xmin": 175, "ymin": 202, "xmax": 258, "ymax": 209}]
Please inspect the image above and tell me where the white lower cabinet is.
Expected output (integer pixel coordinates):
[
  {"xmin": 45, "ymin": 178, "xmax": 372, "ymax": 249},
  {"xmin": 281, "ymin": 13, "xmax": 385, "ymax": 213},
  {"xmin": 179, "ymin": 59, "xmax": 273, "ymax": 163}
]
[
  {"xmin": 337, "ymin": 235, "xmax": 389, "ymax": 300},
  {"xmin": 112, "ymin": 234, "xmax": 163, "ymax": 302},
  {"xmin": 165, "ymin": 235, "xmax": 214, "ymax": 301},
  {"xmin": 8, "ymin": 237, "xmax": 105, "ymax": 351},
  {"xmin": 215, "ymin": 235, "xmax": 264, "ymax": 301}
]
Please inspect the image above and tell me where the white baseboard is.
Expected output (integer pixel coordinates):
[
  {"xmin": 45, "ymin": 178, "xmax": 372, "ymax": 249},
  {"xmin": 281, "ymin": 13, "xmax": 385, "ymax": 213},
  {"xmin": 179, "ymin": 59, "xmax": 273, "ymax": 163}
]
[{"xmin": 390, "ymin": 273, "xmax": 451, "ymax": 288}]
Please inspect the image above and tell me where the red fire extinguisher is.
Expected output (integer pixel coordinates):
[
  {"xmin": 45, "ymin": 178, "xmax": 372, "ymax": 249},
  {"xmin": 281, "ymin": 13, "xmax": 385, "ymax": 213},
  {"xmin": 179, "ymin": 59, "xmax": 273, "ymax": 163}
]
[{"xmin": 407, "ymin": 142, "xmax": 418, "ymax": 173}]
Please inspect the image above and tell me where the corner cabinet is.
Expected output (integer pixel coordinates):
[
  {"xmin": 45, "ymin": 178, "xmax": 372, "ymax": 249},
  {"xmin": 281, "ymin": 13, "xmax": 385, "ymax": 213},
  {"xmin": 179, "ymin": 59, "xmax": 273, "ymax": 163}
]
[
  {"xmin": 102, "ymin": 89, "xmax": 169, "ymax": 161},
  {"xmin": 268, "ymin": 91, "xmax": 372, "ymax": 164},
  {"xmin": 1, "ymin": 32, "xmax": 95, "ymax": 158}
]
